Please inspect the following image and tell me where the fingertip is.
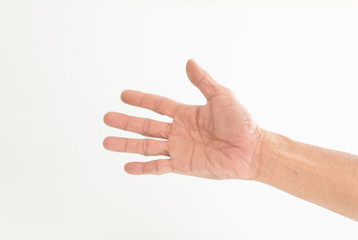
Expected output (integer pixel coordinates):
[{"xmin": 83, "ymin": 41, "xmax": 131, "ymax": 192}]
[
  {"xmin": 120, "ymin": 89, "xmax": 129, "ymax": 102},
  {"xmin": 102, "ymin": 136, "xmax": 111, "ymax": 149},
  {"xmin": 103, "ymin": 112, "xmax": 114, "ymax": 125},
  {"xmin": 186, "ymin": 58, "xmax": 195, "ymax": 68},
  {"xmin": 124, "ymin": 162, "xmax": 143, "ymax": 175},
  {"xmin": 103, "ymin": 111, "xmax": 123, "ymax": 127},
  {"xmin": 186, "ymin": 58, "xmax": 198, "ymax": 76},
  {"xmin": 121, "ymin": 89, "xmax": 137, "ymax": 101}
]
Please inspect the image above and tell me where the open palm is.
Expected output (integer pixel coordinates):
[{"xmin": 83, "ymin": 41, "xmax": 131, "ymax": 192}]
[{"xmin": 103, "ymin": 59, "xmax": 265, "ymax": 180}]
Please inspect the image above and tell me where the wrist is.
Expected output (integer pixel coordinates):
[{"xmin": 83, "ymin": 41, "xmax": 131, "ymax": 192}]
[{"xmin": 250, "ymin": 129, "xmax": 278, "ymax": 181}]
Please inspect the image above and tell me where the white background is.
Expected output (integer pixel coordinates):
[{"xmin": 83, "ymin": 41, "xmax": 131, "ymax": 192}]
[{"xmin": 1, "ymin": 0, "xmax": 358, "ymax": 239}]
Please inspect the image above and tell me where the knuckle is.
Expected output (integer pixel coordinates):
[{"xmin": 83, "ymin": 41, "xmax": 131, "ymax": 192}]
[
  {"xmin": 142, "ymin": 118, "xmax": 151, "ymax": 136},
  {"xmin": 143, "ymin": 139, "xmax": 149, "ymax": 156},
  {"xmin": 155, "ymin": 97, "xmax": 164, "ymax": 114}
]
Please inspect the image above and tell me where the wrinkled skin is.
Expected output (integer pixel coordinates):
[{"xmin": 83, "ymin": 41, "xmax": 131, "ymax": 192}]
[{"xmin": 103, "ymin": 59, "xmax": 265, "ymax": 180}]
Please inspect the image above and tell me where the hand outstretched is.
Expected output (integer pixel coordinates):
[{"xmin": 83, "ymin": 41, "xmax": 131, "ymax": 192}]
[{"xmin": 103, "ymin": 59, "xmax": 265, "ymax": 180}]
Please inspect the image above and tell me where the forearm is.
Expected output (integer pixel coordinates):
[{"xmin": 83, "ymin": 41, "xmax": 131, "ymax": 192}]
[{"xmin": 255, "ymin": 130, "xmax": 358, "ymax": 221}]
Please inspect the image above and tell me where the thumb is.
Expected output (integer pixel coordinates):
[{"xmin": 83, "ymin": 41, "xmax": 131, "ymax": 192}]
[{"xmin": 185, "ymin": 58, "xmax": 223, "ymax": 100}]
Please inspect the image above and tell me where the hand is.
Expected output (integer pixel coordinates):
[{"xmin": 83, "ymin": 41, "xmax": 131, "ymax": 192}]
[{"xmin": 103, "ymin": 59, "xmax": 265, "ymax": 180}]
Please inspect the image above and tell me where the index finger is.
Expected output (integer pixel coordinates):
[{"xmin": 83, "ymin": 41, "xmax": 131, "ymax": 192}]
[{"xmin": 121, "ymin": 90, "xmax": 181, "ymax": 118}]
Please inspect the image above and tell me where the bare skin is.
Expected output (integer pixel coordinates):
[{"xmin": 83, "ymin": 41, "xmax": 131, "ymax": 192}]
[{"xmin": 103, "ymin": 59, "xmax": 358, "ymax": 221}]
